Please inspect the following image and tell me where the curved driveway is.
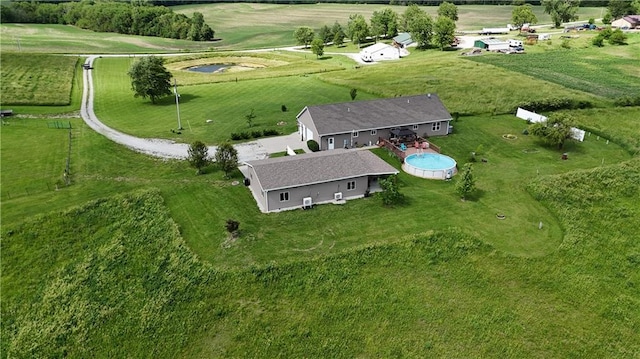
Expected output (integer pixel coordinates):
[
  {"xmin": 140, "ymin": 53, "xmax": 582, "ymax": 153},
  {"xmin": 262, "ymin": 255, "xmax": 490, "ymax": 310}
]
[{"xmin": 80, "ymin": 55, "xmax": 270, "ymax": 161}]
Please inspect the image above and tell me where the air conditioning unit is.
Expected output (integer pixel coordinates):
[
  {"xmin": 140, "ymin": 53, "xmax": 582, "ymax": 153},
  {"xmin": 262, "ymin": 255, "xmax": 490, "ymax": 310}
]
[
  {"xmin": 302, "ymin": 197, "xmax": 313, "ymax": 209},
  {"xmin": 334, "ymin": 192, "xmax": 343, "ymax": 201}
]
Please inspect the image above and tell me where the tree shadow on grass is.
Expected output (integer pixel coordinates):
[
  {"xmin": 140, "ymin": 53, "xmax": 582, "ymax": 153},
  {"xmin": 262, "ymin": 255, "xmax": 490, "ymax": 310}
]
[{"xmin": 156, "ymin": 93, "xmax": 200, "ymax": 106}]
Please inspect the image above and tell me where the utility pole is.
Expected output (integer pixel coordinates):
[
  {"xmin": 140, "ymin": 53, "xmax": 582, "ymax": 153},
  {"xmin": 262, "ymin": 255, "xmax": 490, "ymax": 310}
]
[{"xmin": 174, "ymin": 79, "xmax": 182, "ymax": 130}]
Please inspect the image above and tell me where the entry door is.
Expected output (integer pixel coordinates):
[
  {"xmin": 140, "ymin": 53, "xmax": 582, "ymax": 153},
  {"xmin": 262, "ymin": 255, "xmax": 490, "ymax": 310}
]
[{"xmin": 328, "ymin": 137, "xmax": 334, "ymax": 150}]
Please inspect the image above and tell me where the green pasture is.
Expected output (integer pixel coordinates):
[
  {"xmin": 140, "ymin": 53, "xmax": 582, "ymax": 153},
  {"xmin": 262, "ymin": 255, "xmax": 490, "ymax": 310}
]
[
  {"xmin": 0, "ymin": 5, "xmax": 606, "ymax": 53},
  {"xmin": 0, "ymin": 24, "xmax": 215, "ymax": 54},
  {"xmin": 173, "ymin": 3, "xmax": 605, "ymax": 50},
  {"xmin": 466, "ymin": 35, "xmax": 640, "ymax": 100},
  {"xmin": 2, "ymin": 159, "xmax": 638, "ymax": 357},
  {"xmin": 0, "ymin": 53, "xmax": 79, "ymax": 106}
]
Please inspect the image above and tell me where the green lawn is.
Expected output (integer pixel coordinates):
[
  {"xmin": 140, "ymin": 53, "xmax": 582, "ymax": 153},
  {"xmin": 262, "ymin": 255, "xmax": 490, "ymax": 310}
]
[{"xmin": 465, "ymin": 34, "xmax": 640, "ymax": 99}]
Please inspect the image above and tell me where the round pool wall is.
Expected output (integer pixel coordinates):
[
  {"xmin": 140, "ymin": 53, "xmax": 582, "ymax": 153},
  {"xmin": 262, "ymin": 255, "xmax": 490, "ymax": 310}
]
[{"xmin": 402, "ymin": 153, "xmax": 457, "ymax": 180}]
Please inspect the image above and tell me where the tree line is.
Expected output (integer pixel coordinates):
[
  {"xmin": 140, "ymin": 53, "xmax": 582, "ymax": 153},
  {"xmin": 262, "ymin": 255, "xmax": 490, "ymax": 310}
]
[
  {"xmin": 0, "ymin": 1, "xmax": 215, "ymax": 41},
  {"xmin": 295, "ymin": 2, "xmax": 459, "ymax": 53}
]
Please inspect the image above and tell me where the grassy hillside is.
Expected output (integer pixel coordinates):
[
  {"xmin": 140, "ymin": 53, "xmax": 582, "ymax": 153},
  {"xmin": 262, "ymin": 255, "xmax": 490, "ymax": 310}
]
[{"xmin": 3, "ymin": 160, "xmax": 638, "ymax": 357}]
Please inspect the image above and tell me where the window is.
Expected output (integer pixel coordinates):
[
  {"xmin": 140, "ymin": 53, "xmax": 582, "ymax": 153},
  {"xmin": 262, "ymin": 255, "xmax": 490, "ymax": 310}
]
[
  {"xmin": 279, "ymin": 192, "xmax": 289, "ymax": 202},
  {"xmin": 371, "ymin": 129, "xmax": 377, "ymax": 136},
  {"xmin": 347, "ymin": 181, "xmax": 356, "ymax": 190},
  {"xmin": 432, "ymin": 122, "xmax": 441, "ymax": 132},
  {"xmin": 412, "ymin": 124, "xmax": 419, "ymax": 130},
  {"xmin": 352, "ymin": 130, "xmax": 359, "ymax": 137}
]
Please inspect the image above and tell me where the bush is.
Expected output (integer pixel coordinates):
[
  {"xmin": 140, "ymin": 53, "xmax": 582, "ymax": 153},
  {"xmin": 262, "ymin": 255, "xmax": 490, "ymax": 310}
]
[
  {"xmin": 608, "ymin": 29, "xmax": 627, "ymax": 45},
  {"xmin": 263, "ymin": 129, "xmax": 280, "ymax": 136},
  {"xmin": 307, "ymin": 139, "xmax": 320, "ymax": 152}
]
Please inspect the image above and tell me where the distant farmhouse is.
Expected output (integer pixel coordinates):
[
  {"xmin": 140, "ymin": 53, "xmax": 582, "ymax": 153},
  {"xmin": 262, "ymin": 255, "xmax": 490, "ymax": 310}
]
[
  {"xmin": 244, "ymin": 149, "xmax": 398, "ymax": 213},
  {"xmin": 611, "ymin": 15, "xmax": 640, "ymax": 29},
  {"xmin": 297, "ymin": 94, "xmax": 452, "ymax": 151}
]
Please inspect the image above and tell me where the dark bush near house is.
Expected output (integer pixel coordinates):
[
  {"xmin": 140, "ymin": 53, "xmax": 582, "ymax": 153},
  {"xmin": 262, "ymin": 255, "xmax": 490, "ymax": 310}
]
[
  {"xmin": 263, "ymin": 129, "xmax": 280, "ymax": 136},
  {"xmin": 307, "ymin": 140, "xmax": 320, "ymax": 152}
]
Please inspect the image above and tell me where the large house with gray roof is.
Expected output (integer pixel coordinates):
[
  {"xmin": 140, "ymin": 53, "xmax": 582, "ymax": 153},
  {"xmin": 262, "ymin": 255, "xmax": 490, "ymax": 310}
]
[
  {"xmin": 297, "ymin": 94, "xmax": 452, "ymax": 151},
  {"xmin": 244, "ymin": 149, "xmax": 398, "ymax": 213}
]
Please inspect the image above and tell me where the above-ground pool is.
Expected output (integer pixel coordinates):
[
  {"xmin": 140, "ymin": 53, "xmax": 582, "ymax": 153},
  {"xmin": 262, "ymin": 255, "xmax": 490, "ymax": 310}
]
[{"xmin": 403, "ymin": 153, "xmax": 457, "ymax": 180}]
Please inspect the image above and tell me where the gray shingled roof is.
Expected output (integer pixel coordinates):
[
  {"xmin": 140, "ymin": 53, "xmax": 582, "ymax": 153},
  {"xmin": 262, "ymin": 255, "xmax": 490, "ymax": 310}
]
[
  {"xmin": 300, "ymin": 94, "xmax": 451, "ymax": 136},
  {"xmin": 246, "ymin": 149, "xmax": 398, "ymax": 191}
]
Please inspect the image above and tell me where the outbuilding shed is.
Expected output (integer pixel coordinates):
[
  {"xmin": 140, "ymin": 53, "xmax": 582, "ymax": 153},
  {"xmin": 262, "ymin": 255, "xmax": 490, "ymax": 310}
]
[{"xmin": 473, "ymin": 38, "xmax": 510, "ymax": 51}]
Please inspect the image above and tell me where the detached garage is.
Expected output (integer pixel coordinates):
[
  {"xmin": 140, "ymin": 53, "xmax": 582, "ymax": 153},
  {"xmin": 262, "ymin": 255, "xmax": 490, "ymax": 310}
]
[{"xmin": 473, "ymin": 38, "xmax": 510, "ymax": 51}]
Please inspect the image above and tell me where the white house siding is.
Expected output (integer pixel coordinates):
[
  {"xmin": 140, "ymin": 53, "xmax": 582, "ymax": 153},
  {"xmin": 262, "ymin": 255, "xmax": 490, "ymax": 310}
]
[{"xmin": 265, "ymin": 176, "xmax": 371, "ymax": 212}]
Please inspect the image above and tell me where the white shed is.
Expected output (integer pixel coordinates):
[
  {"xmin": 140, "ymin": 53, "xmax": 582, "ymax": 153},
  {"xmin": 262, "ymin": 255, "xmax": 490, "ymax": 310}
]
[{"xmin": 360, "ymin": 43, "xmax": 401, "ymax": 62}]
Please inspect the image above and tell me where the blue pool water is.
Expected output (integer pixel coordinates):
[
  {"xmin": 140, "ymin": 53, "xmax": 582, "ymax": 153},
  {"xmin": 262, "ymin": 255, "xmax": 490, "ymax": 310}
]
[
  {"xmin": 405, "ymin": 153, "xmax": 456, "ymax": 170},
  {"xmin": 187, "ymin": 64, "xmax": 228, "ymax": 73}
]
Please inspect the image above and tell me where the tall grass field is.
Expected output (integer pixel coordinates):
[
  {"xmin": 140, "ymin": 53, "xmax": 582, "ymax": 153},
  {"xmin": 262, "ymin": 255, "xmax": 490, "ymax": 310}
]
[{"xmin": 1, "ymin": 3, "xmax": 639, "ymax": 357}]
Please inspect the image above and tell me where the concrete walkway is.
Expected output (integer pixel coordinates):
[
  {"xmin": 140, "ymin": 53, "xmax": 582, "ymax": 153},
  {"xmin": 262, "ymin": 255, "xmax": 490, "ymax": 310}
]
[{"xmin": 80, "ymin": 55, "xmax": 308, "ymax": 162}]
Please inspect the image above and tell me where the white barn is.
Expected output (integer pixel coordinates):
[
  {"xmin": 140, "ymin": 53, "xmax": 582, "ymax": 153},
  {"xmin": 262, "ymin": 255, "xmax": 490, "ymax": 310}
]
[{"xmin": 359, "ymin": 43, "xmax": 403, "ymax": 62}]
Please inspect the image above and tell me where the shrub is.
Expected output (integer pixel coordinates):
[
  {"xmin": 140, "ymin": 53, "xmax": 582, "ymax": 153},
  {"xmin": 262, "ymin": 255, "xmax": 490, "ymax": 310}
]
[
  {"xmin": 608, "ymin": 29, "xmax": 627, "ymax": 45},
  {"xmin": 307, "ymin": 139, "xmax": 320, "ymax": 152}
]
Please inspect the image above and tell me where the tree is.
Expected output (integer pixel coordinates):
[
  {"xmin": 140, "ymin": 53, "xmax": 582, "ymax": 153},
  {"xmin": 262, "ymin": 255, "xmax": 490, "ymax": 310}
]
[
  {"xmin": 433, "ymin": 16, "xmax": 456, "ymax": 51},
  {"xmin": 608, "ymin": 28, "xmax": 628, "ymax": 45},
  {"xmin": 528, "ymin": 113, "xmax": 575, "ymax": 150},
  {"xmin": 245, "ymin": 108, "xmax": 256, "ymax": 128},
  {"xmin": 215, "ymin": 141, "xmax": 238, "ymax": 178},
  {"xmin": 347, "ymin": 13, "xmax": 370, "ymax": 47},
  {"xmin": 293, "ymin": 26, "xmax": 315, "ymax": 48},
  {"xmin": 332, "ymin": 22, "xmax": 346, "ymax": 46},
  {"xmin": 437, "ymin": 1, "xmax": 458, "ymax": 22},
  {"xmin": 608, "ymin": 0, "xmax": 635, "ymax": 19},
  {"xmin": 402, "ymin": 4, "xmax": 433, "ymax": 49},
  {"xmin": 511, "ymin": 4, "xmax": 538, "ymax": 29},
  {"xmin": 379, "ymin": 175, "xmax": 404, "ymax": 206},
  {"xmin": 127, "ymin": 56, "xmax": 172, "ymax": 104},
  {"xmin": 370, "ymin": 8, "xmax": 399, "ymax": 40},
  {"xmin": 311, "ymin": 37, "xmax": 325, "ymax": 58},
  {"xmin": 455, "ymin": 163, "xmax": 476, "ymax": 201},
  {"xmin": 187, "ymin": 141, "xmax": 209, "ymax": 175},
  {"xmin": 318, "ymin": 24, "xmax": 333, "ymax": 44},
  {"xmin": 350, "ymin": 88, "xmax": 358, "ymax": 101},
  {"xmin": 542, "ymin": 0, "xmax": 580, "ymax": 28}
]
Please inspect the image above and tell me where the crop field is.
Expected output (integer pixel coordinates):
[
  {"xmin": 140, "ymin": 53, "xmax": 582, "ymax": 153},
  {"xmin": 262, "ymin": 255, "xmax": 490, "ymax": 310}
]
[
  {"xmin": 466, "ymin": 36, "xmax": 640, "ymax": 100},
  {"xmin": 2, "ymin": 3, "xmax": 639, "ymax": 357},
  {"xmin": 0, "ymin": 53, "xmax": 79, "ymax": 105}
]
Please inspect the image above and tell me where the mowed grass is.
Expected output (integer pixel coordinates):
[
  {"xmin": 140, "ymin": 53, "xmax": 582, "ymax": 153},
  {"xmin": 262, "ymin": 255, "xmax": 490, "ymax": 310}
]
[
  {"xmin": 0, "ymin": 53, "xmax": 79, "ymax": 105},
  {"xmin": 0, "ymin": 24, "xmax": 215, "ymax": 54},
  {"xmin": 3, "ymin": 159, "xmax": 638, "ymax": 357},
  {"xmin": 466, "ymin": 34, "xmax": 640, "ymax": 99},
  {"xmin": 174, "ymin": 3, "xmax": 605, "ymax": 50},
  {"xmin": 92, "ymin": 56, "xmax": 377, "ymax": 143}
]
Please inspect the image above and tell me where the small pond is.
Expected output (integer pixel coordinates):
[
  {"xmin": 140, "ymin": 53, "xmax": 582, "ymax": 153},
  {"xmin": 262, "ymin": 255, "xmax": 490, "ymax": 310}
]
[{"xmin": 187, "ymin": 64, "xmax": 229, "ymax": 73}]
